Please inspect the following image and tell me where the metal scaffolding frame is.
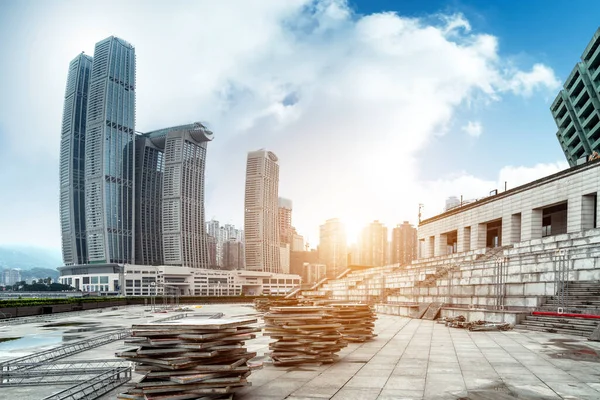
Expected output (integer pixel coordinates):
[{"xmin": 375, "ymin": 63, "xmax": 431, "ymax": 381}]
[
  {"xmin": 554, "ymin": 249, "xmax": 570, "ymax": 312},
  {"xmin": 0, "ymin": 312, "xmax": 190, "ymax": 399},
  {"xmin": 0, "ymin": 360, "xmax": 129, "ymax": 386},
  {"xmin": 42, "ymin": 367, "xmax": 132, "ymax": 400},
  {"xmin": 494, "ymin": 256, "xmax": 508, "ymax": 311}
]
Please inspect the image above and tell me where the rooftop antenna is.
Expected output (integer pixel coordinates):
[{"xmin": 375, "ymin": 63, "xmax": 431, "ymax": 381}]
[{"xmin": 418, "ymin": 203, "xmax": 424, "ymax": 224}]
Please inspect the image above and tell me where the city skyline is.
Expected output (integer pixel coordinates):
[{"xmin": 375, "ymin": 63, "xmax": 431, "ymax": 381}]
[{"xmin": 3, "ymin": 1, "xmax": 600, "ymax": 252}]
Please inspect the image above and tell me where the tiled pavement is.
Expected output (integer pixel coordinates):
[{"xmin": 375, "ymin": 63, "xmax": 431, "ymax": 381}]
[{"xmin": 238, "ymin": 314, "xmax": 600, "ymax": 400}]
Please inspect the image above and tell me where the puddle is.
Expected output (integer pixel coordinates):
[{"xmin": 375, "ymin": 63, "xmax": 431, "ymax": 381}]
[
  {"xmin": 0, "ymin": 335, "xmax": 62, "ymax": 351},
  {"xmin": 42, "ymin": 321, "xmax": 96, "ymax": 328},
  {"xmin": 62, "ymin": 335, "xmax": 85, "ymax": 342},
  {"xmin": 0, "ymin": 337, "xmax": 21, "ymax": 343},
  {"xmin": 546, "ymin": 338, "xmax": 600, "ymax": 362}
]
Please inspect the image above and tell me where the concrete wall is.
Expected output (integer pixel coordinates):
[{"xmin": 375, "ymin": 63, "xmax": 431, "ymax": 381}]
[{"xmin": 419, "ymin": 162, "xmax": 600, "ymax": 258}]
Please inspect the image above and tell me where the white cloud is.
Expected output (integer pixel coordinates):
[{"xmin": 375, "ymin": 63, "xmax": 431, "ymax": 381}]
[
  {"xmin": 504, "ymin": 63, "xmax": 562, "ymax": 97},
  {"xmin": 419, "ymin": 161, "xmax": 569, "ymax": 219},
  {"xmin": 462, "ymin": 120, "xmax": 483, "ymax": 137},
  {"xmin": 0, "ymin": 0, "xmax": 563, "ymax": 248}
]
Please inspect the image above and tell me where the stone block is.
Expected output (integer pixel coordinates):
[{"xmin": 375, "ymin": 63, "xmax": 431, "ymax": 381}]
[
  {"xmin": 507, "ymin": 265, "xmax": 521, "ymax": 275},
  {"xmin": 524, "ymin": 282, "xmax": 545, "ymax": 295},
  {"xmin": 475, "ymin": 286, "xmax": 489, "ymax": 296},
  {"xmin": 480, "ymin": 277, "xmax": 493, "ymax": 285},
  {"xmin": 573, "ymin": 258, "xmax": 595, "ymax": 270},
  {"xmin": 578, "ymin": 269, "xmax": 600, "ymax": 280},
  {"xmin": 539, "ymin": 272, "xmax": 555, "ymax": 282},
  {"xmin": 461, "ymin": 286, "xmax": 475, "ymax": 296},
  {"xmin": 507, "ymin": 284, "xmax": 524, "ymax": 296}
]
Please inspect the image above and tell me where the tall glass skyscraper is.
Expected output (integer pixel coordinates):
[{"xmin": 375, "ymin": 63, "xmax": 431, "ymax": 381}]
[
  {"xmin": 136, "ymin": 123, "xmax": 213, "ymax": 268},
  {"xmin": 85, "ymin": 36, "xmax": 136, "ymax": 264},
  {"xmin": 59, "ymin": 53, "xmax": 93, "ymax": 265}
]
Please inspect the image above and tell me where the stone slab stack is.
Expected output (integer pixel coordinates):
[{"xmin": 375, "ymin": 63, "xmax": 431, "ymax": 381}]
[
  {"xmin": 116, "ymin": 318, "xmax": 261, "ymax": 400},
  {"xmin": 264, "ymin": 306, "xmax": 347, "ymax": 366}
]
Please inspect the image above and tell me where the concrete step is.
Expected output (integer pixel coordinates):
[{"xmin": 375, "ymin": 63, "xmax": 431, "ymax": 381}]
[
  {"xmin": 514, "ymin": 324, "xmax": 591, "ymax": 337},
  {"xmin": 538, "ymin": 306, "xmax": 600, "ymax": 313},
  {"xmin": 523, "ymin": 316, "xmax": 599, "ymax": 327}
]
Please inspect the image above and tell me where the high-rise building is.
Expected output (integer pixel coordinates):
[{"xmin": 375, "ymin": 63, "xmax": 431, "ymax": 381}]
[
  {"xmin": 244, "ymin": 150, "xmax": 281, "ymax": 273},
  {"xmin": 391, "ymin": 221, "xmax": 417, "ymax": 266},
  {"xmin": 551, "ymin": 28, "xmax": 600, "ymax": 166},
  {"xmin": 360, "ymin": 220, "xmax": 388, "ymax": 267},
  {"xmin": 3, "ymin": 269, "xmax": 22, "ymax": 286},
  {"xmin": 290, "ymin": 249, "xmax": 319, "ymax": 277},
  {"xmin": 139, "ymin": 123, "xmax": 213, "ymax": 268},
  {"xmin": 280, "ymin": 243, "xmax": 290, "ymax": 274},
  {"xmin": 60, "ymin": 53, "xmax": 93, "ymax": 265},
  {"xmin": 85, "ymin": 36, "xmax": 136, "ymax": 264},
  {"xmin": 278, "ymin": 198, "xmax": 293, "ymax": 244},
  {"xmin": 291, "ymin": 231, "xmax": 305, "ymax": 252},
  {"xmin": 318, "ymin": 218, "xmax": 347, "ymax": 278},
  {"xmin": 134, "ymin": 135, "xmax": 164, "ymax": 266},
  {"xmin": 223, "ymin": 239, "xmax": 245, "ymax": 270}
]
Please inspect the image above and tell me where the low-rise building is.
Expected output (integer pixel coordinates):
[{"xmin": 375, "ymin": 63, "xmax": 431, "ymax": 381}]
[{"xmin": 58, "ymin": 264, "xmax": 301, "ymax": 297}]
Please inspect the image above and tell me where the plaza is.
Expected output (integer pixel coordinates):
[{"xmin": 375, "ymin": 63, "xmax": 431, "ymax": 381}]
[{"xmin": 1, "ymin": 304, "xmax": 600, "ymax": 399}]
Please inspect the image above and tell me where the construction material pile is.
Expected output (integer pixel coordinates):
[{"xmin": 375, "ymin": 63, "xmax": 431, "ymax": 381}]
[
  {"xmin": 440, "ymin": 315, "xmax": 512, "ymax": 331},
  {"xmin": 330, "ymin": 303, "xmax": 377, "ymax": 342},
  {"xmin": 264, "ymin": 306, "xmax": 347, "ymax": 366},
  {"xmin": 254, "ymin": 297, "xmax": 298, "ymax": 313},
  {"xmin": 116, "ymin": 317, "xmax": 262, "ymax": 400}
]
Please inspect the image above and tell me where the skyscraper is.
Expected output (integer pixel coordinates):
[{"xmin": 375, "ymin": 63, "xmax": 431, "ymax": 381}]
[
  {"xmin": 391, "ymin": 221, "xmax": 417, "ymax": 266},
  {"xmin": 551, "ymin": 27, "xmax": 600, "ymax": 166},
  {"xmin": 85, "ymin": 36, "xmax": 136, "ymax": 264},
  {"xmin": 244, "ymin": 150, "xmax": 281, "ymax": 273},
  {"xmin": 134, "ymin": 135, "xmax": 164, "ymax": 266},
  {"xmin": 60, "ymin": 53, "xmax": 93, "ymax": 265},
  {"xmin": 360, "ymin": 220, "xmax": 388, "ymax": 267},
  {"xmin": 278, "ymin": 198, "xmax": 293, "ymax": 244},
  {"xmin": 141, "ymin": 123, "xmax": 213, "ymax": 268},
  {"xmin": 319, "ymin": 218, "xmax": 347, "ymax": 278}
]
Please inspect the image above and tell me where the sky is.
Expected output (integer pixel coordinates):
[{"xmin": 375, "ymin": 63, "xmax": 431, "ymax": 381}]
[{"xmin": 0, "ymin": 0, "xmax": 598, "ymax": 251}]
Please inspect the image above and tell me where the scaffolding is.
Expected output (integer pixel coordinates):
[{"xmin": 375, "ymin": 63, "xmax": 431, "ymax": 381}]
[
  {"xmin": 0, "ymin": 359, "xmax": 129, "ymax": 386},
  {"xmin": 42, "ymin": 367, "xmax": 131, "ymax": 400}
]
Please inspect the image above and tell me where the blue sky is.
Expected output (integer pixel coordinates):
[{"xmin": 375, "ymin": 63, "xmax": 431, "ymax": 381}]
[{"xmin": 0, "ymin": 0, "xmax": 597, "ymax": 251}]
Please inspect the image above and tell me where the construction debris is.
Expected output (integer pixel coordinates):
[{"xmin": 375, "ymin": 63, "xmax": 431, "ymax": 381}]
[
  {"xmin": 329, "ymin": 303, "xmax": 377, "ymax": 342},
  {"xmin": 440, "ymin": 315, "xmax": 512, "ymax": 331},
  {"xmin": 264, "ymin": 306, "xmax": 347, "ymax": 366},
  {"xmin": 116, "ymin": 317, "xmax": 262, "ymax": 400},
  {"xmin": 253, "ymin": 298, "xmax": 298, "ymax": 313}
]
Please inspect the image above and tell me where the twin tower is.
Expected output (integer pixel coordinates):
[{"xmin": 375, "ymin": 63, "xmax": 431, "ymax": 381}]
[{"xmin": 59, "ymin": 36, "xmax": 212, "ymax": 268}]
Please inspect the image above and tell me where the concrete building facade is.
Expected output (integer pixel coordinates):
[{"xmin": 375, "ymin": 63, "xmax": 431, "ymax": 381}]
[
  {"xmin": 552, "ymin": 28, "xmax": 600, "ymax": 166},
  {"xmin": 319, "ymin": 218, "xmax": 347, "ymax": 278},
  {"xmin": 58, "ymin": 264, "xmax": 300, "ymax": 296},
  {"xmin": 418, "ymin": 160, "xmax": 600, "ymax": 259},
  {"xmin": 278, "ymin": 198, "xmax": 293, "ymax": 244},
  {"xmin": 360, "ymin": 220, "xmax": 388, "ymax": 267},
  {"xmin": 391, "ymin": 221, "xmax": 418, "ymax": 266},
  {"xmin": 244, "ymin": 150, "xmax": 281, "ymax": 273}
]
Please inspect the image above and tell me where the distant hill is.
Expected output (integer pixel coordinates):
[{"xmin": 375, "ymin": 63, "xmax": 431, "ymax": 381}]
[{"xmin": 0, "ymin": 246, "xmax": 62, "ymax": 271}]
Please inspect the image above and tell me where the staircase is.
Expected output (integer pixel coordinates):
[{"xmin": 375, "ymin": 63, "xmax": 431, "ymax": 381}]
[{"xmin": 516, "ymin": 280, "xmax": 600, "ymax": 337}]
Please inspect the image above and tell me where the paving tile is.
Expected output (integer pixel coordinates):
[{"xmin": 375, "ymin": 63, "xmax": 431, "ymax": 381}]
[
  {"xmin": 248, "ymin": 378, "xmax": 306, "ymax": 398},
  {"xmin": 503, "ymin": 383, "xmax": 561, "ymax": 399},
  {"xmin": 545, "ymin": 381, "xmax": 600, "ymax": 398},
  {"xmin": 290, "ymin": 385, "xmax": 340, "ymax": 399},
  {"xmin": 344, "ymin": 375, "xmax": 389, "ymax": 389},
  {"xmin": 331, "ymin": 388, "xmax": 380, "ymax": 400},
  {"xmin": 377, "ymin": 389, "xmax": 424, "ymax": 399},
  {"xmin": 384, "ymin": 376, "xmax": 425, "ymax": 391}
]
